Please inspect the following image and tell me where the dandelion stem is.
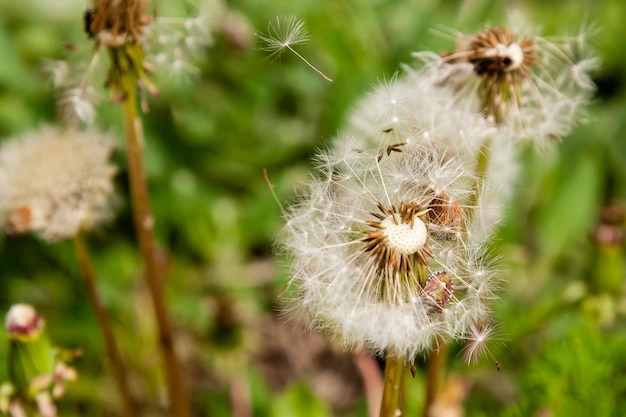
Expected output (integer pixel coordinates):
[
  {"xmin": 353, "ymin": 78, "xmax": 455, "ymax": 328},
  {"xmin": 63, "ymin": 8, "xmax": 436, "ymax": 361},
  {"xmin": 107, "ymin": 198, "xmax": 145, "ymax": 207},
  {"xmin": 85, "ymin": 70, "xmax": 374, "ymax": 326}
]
[
  {"xmin": 121, "ymin": 85, "xmax": 192, "ymax": 417},
  {"xmin": 379, "ymin": 353, "xmax": 405, "ymax": 417},
  {"xmin": 286, "ymin": 45, "xmax": 333, "ymax": 82},
  {"xmin": 422, "ymin": 340, "xmax": 446, "ymax": 417},
  {"xmin": 468, "ymin": 139, "xmax": 492, "ymax": 223},
  {"xmin": 72, "ymin": 233, "xmax": 139, "ymax": 417}
]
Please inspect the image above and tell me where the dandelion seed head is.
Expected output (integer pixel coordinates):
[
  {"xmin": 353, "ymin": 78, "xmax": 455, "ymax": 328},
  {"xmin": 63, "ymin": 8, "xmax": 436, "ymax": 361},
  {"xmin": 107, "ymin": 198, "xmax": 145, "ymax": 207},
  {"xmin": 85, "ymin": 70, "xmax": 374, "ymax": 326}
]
[
  {"xmin": 431, "ymin": 13, "xmax": 597, "ymax": 145},
  {"xmin": 279, "ymin": 140, "xmax": 496, "ymax": 358},
  {"xmin": 0, "ymin": 126, "xmax": 117, "ymax": 241}
]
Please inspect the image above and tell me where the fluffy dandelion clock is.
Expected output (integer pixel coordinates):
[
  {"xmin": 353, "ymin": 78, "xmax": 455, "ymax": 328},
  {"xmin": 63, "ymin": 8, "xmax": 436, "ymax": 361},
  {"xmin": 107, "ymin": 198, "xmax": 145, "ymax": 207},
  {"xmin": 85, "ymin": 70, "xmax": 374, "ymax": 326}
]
[
  {"xmin": 279, "ymin": 140, "xmax": 499, "ymax": 359},
  {"xmin": 345, "ymin": 73, "xmax": 493, "ymax": 161},
  {"xmin": 0, "ymin": 126, "xmax": 117, "ymax": 241},
  {"xmin": 431, "ymin": 13, "xmax": 598, "ymax": 145}
]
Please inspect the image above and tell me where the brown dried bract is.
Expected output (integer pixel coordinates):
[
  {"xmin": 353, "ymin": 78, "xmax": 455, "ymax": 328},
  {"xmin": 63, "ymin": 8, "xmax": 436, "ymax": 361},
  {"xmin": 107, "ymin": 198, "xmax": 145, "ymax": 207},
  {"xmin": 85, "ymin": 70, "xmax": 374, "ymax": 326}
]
[
  {"xmin": 4, "ymin": 206, "xmax": 32, "ymax": 237},
  {"xmin": 86, "ymin": 0, "xmax": 151, "ymax": 45},
  {"xmin": 428, "ymin": 193, "xmax": 463, "ymax": 241}
]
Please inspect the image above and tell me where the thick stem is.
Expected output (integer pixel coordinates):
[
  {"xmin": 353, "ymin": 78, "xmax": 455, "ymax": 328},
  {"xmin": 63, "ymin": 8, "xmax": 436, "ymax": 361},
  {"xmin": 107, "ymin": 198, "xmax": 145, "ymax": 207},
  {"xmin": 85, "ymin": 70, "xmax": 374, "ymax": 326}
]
[
  {"xmin": 121, "ymin": 88, "xmax": 192, "ymax": 417},
  {"xmin": 72, "ymin": 234, "xmax": 139, "ymax": 417},
  {"xmin": 422, "ymin": 341, "xmax": 447, "ymax": 417},
  {"xmin": 379, "ymin": 353, "xmax": 405, "ymax": 417}
]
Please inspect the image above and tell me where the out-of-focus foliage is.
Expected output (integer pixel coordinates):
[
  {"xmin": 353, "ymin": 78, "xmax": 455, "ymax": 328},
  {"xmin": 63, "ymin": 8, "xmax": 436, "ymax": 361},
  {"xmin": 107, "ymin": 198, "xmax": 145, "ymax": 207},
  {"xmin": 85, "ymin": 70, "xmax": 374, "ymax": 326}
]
[{"xmin": 0, "ymin": 0, "xmax": 625, "ymax": 416}]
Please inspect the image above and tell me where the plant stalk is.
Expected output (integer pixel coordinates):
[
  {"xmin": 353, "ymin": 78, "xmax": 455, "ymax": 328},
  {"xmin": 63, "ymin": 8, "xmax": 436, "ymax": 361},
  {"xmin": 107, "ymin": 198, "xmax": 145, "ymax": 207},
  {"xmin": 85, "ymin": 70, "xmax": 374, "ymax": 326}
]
[
  {"xmin": 72, "ymin": 233, "xmax": 139, "ymax": 417},
  {"xmin": 422, "ymin": 341, "xmax": 446, "ymax": 417},
  {"xmin": 121, "ymin": 87, "xmax": 192, "ymax": 417},
  {"xmin": 379, "ymin": 353, "xmax": 405, "ymax": 417}
]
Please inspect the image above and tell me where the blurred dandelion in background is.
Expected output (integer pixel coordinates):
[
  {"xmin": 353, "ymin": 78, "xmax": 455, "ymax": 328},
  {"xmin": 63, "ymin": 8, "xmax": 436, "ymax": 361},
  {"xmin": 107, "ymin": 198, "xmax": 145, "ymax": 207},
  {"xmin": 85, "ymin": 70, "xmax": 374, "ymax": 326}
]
[{"xmin": 0, "ymin": 126, "xmax": 117, "ymax": 241}]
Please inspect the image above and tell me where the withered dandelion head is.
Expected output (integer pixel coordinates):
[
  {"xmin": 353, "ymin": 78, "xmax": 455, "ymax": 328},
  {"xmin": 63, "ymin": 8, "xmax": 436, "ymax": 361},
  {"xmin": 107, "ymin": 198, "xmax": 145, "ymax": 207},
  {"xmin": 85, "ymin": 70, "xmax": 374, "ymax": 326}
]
[
  {"xmin": 467, "ymin": 27, "xmax": 536, "ymax": 78},
  {"xmin": 86, "ymin": 0, "xmax": 151, "ymax": 47},
  {"xmin": 279, "ymin": 140, "xmax": 499, "ymax": 358},
  {"xmin": 447, "ymin": 26, "xmax": 537, "ymax": 122},
  {"xmin": 84, "ymin": 0, "xmax": 158, "ymax": 100},
  {"xmin": 432, "ymin": 14, "xmax": 598, "ymax": 144},
  {"xmin": 0, "ymin": 126, "xmax": 117, "ymax": 241}
]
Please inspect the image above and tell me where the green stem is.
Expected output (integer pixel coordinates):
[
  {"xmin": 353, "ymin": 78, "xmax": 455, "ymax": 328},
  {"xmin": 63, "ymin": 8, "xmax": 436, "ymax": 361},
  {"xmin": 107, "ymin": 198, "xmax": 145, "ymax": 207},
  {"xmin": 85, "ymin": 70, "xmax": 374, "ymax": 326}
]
[
  {"xmin": 72, "ymin": 233, "xmax": 139, "ymax": 417},
  {"xmin": 379, "ymin": 353, "xmax": 405, "ymax": 417},
  {"xmin": 121, "ymin": 87, "xmax": 192, "ymax": 417},
  {"xmin": 467, "ymin": 139, "xmax": 492, "ymax": 223},
  {"xmin": 422, "ymin": 341, "xmax": 446, "ymax": 417}
]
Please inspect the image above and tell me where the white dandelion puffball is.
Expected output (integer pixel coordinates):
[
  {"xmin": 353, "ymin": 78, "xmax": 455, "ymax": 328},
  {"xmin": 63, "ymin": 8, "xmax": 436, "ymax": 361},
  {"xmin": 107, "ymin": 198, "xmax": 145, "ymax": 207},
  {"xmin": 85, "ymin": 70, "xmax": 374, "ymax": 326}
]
[
  {"xmin": 279, "ymin": 141, "xmax": 499, "ymax": 359},
  {"xmin": 0, "ymin": 126, "xmax": 117, "ymax": 241}
]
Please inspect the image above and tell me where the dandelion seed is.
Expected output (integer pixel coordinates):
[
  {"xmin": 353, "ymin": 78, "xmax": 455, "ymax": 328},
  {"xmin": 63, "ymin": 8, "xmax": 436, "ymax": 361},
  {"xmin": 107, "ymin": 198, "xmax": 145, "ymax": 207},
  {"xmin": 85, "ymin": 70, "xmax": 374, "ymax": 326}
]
[
  {"xmin": 460, "ymin": 318, "xmax": 501, "ymax": 364},
  {"xmin": 256, "ymin": 15, "xmax": 333, "ymax": 82}
]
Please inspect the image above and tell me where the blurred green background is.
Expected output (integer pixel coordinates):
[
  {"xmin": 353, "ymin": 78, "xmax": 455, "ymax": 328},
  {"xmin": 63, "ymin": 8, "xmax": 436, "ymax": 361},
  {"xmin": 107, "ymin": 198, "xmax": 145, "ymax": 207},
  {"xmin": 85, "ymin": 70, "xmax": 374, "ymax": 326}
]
[{"xmin": 1, "ymin": 0, "xmax": 626, "ymax": 416}]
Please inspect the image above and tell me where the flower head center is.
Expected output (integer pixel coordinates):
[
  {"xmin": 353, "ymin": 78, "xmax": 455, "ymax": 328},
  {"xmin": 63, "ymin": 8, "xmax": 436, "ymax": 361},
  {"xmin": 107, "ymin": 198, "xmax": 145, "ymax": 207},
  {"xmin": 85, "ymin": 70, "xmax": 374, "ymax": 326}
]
[
  {"xmin": 381, "ymin": 215, "xmax": 427, "ymax": 255},
  {"xmin": 484, "ymin": 42, "xmax": 524, "ymax": 71}
]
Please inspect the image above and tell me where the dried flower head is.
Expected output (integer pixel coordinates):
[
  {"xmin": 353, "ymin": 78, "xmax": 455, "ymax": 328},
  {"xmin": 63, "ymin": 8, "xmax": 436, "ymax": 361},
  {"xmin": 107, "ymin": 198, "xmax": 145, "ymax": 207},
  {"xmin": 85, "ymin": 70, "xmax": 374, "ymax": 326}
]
[
  {"xmin": 444, "ymin": 26, "xmax": 537, "ymax": 123},
  {"xmin": 86, "ymin": 0, "xmax": 151, "ymax": 47},
  {"xmin": 0, "ymin": 126, "xmax": 117, "ymax": 241},
  {"xmin": 279, "ymin": 140, "xmax": 499, "ymax": 358},
  {"xmin": 432, "ymin": 14, "xmax": 598, "ymax": 144}
]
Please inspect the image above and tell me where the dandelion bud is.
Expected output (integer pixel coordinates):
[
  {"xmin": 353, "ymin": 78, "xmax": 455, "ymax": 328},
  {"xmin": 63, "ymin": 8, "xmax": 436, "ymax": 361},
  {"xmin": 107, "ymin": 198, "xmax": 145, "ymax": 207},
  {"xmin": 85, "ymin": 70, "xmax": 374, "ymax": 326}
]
[
  {"xmin": 4, "ymin": 305, "xmax": 78, "ymax": 417},
  {"xmin": 5, "ymin": 304, "xmax": 45, "ymax": 341},
  {"xmin": 5, "ymin": 304, "xmax": 54, "ymax": 399}
]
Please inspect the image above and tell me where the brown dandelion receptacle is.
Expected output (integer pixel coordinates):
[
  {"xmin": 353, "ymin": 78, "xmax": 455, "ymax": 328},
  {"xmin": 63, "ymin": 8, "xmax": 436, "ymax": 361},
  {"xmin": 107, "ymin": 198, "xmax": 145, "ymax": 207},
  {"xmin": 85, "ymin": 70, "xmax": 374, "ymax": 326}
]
[
  {"xmin": 420, "ymin": 272, "xmax": 453, "ymax": 314},
  {"xmin": 86, "ymin": 0, "xmax": 151, "ymax": 46},
  {"xmin": 448, "ymin": 26, "xmax": 537, "ymax": 122},
  {"xmin": 4, "ymin": 206, "xmax": 33, "ymax": 237}
]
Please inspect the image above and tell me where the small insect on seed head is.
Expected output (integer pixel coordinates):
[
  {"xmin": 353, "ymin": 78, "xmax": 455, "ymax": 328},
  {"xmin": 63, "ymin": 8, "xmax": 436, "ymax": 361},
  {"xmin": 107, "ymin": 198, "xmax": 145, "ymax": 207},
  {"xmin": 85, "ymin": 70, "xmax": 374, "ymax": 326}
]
[{"xmin": 420, "ymin": 271, "xmax": 453, "ymax": 314}]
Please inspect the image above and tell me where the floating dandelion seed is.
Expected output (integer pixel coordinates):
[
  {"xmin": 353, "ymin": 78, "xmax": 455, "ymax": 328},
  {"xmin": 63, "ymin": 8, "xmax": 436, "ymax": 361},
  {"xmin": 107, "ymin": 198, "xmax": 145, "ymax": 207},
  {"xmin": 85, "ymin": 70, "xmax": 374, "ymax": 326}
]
[
  {"xmin": 460, "ymin": 318, "xmax": 502, "ymax": 365},
  {"xmin": 256, "ymin": 15, "xmax": 333, "ymax": 82}
]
